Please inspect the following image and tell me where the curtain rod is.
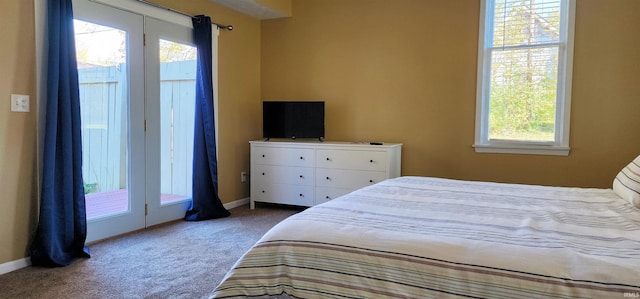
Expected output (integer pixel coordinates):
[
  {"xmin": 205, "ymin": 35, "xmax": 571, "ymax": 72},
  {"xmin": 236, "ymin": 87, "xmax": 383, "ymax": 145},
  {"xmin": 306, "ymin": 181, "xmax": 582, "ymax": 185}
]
[{"xmin": 136, "ymin": 0, "xmax": 233, "ymax": 31}]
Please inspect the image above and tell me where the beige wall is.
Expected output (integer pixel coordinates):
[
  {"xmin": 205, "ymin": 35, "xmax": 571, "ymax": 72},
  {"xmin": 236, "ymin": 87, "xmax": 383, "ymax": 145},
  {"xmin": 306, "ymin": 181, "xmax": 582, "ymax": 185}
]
[
  {"xmin": 0, "ymin": 1, "xmax": 38, "ymax": 266},
  {"xmin": 262, "ymin": 0, "xmax": 640, "ymax": 188}
]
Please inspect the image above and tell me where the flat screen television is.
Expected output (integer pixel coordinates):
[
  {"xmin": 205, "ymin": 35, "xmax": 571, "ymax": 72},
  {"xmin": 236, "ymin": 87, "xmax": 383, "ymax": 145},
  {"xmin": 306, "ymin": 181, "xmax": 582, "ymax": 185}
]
[{"xmin": 263, "ymin": 101, "xmax": 325, "ymax": 141}]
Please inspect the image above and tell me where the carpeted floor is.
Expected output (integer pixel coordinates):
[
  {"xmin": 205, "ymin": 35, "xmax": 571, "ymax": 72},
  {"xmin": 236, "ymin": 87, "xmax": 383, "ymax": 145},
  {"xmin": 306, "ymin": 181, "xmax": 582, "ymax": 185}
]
[{"xmin": 0, "ymin": 204, "xmax": 301, "ymax": 299}]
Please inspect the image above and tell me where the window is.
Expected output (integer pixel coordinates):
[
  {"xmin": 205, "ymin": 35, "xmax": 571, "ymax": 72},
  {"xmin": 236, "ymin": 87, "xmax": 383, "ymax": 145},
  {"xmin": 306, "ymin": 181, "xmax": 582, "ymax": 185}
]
[{"xmin": 474, "ymin": 0, "xmax": 575, "ymax": 156}]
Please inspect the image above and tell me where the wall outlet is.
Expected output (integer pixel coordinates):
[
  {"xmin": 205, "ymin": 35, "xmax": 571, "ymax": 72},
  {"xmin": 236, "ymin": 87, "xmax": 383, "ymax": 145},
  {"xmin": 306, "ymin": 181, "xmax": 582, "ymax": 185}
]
[
  {"xmin": 241, "ymin": 171, "xmax": 248, "ymax": 183},
  {"xmin": 11, "ymin": 94, "xmax": 30, "ymax": 112}
]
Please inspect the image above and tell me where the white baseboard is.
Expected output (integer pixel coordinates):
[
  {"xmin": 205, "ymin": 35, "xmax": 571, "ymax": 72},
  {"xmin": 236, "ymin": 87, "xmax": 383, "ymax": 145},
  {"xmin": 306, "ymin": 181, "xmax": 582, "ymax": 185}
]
[
  {"xmin": 0, "ymin": 257, "xmax": 30, "ymax": 275},
  {"xmin": 223, "ymin": 197, "xmax": 249, "ymax": 210}
]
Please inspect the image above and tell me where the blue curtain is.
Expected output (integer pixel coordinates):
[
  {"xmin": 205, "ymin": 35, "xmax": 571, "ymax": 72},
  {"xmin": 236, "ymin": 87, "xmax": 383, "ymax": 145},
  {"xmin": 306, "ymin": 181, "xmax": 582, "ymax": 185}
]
[
  {"xmin": 185, "ymin": 16, "xmax": 230, "ymax": 221},
  {"xmin": 30, "ymin": 0, "xmax": 90, "ymax": 267}
]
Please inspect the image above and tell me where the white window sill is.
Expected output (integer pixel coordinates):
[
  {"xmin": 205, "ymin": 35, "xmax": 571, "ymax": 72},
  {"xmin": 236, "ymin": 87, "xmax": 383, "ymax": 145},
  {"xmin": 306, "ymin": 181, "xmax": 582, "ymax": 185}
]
[{"xmin": 473, "ymin": 144, "xmax": 570, "ymax": 156}]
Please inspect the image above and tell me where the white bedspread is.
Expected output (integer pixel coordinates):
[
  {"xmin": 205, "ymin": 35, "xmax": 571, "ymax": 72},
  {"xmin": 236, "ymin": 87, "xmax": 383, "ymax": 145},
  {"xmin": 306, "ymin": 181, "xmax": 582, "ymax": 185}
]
[{"xmin": 213, "ymin": 176, "xmax": 640, "ymax": 298}]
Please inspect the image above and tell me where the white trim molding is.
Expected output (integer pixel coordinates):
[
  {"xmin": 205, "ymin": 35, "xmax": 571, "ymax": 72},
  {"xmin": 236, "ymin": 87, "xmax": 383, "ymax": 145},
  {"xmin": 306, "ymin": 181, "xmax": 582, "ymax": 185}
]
[
  {"xmin": 473, "ymin": 144, "xmax": 570, "ymax": 156},
  {"xmin": 223, "ymin": 197, "xmax": 250, "ymax": 210},
  {"xmin": 0, "ymin": 258, "xmax": 31, "ymax": 275},
  {"xmin": 88, "ymin": 0, "xmax": 192, "ymax": 27}
]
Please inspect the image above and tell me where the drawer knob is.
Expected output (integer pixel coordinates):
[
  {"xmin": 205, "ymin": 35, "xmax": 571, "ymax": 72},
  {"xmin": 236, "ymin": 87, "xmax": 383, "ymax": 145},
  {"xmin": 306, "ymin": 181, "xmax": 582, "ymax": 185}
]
[
  {"xmin": 325, "ymin": 196, "xmax": 330, "ymax": 199},
  {"xmin": 300, "ymin": 156, "xmax": 304, "ymax": 160},
  {"xmin": 326, "ymin": 157, "xmax": 330, "ymax": 161},
  {"xmin": 262, "ymin": 154, "xmax": 265, "ymax": 157},
  {"xmin": 299, "ymin": 193, "xmax": 304, "ymax": 197},
  {"xmin": 326, "ymin": 176, "xmax": 331, "ymax": 180},
  {"xmin": 299, "ymin": 175, "xmax": 304, "ymax": 178},
  {"xmin": 370, "ymin": 159, "xmax": 374, "ymax": 163},
  {"xmin": 262, "ymin": 172, "xmax": 265, "ymax": 175},
  {"xmin": 261, "ymin": 190, "xmax": 265, "ymax": 193},
  {"xmin": 369, "ymin": 179, "xmax": 374, "ymax": 183}
]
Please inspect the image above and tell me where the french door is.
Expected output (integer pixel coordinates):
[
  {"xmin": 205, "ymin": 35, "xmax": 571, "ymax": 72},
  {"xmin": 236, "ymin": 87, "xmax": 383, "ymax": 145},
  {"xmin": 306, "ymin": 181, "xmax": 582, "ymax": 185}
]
[
  {"xmin": 73, "ymin": 0, "xmax": 196, "ymax": 242},
  {"xmin": 144, "ymin": 17, "xmax": 197, "ymax": 227}
]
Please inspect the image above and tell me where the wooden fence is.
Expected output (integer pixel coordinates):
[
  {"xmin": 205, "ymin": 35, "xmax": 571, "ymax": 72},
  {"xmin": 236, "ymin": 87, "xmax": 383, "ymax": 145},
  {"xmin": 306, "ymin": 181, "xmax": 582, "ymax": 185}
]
[{"xmin": 78, "ymin": 60, "xmax": 196, "ymax": 197}]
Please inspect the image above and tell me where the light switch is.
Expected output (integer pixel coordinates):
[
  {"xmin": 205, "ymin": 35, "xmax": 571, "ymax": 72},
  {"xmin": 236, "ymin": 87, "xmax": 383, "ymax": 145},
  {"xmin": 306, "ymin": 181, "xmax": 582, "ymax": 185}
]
[{"xmin": 11, "ymin": 94, "xmax": 30, "ymax": 112}]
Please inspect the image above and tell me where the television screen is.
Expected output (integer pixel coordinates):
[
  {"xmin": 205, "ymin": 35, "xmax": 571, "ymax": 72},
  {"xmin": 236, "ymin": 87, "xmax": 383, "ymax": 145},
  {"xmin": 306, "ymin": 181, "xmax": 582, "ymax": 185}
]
[{"xmin": 263, "ymin": 101, "xmax": 325, "ymax": 140}]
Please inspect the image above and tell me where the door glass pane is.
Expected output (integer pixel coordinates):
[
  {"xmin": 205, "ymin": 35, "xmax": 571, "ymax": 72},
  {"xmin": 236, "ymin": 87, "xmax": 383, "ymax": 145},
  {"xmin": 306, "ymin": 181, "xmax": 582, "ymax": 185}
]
[
  {"xmin": 75, "ymin": 20, "xmax": 130, "ymax": 219},
  {"xmin": 488, "ymin": 47, "xmax": 558, "ymax": 142},
  {"xmin": 159, "ymin": 39, "xmax": 197, "ymax": 205}
]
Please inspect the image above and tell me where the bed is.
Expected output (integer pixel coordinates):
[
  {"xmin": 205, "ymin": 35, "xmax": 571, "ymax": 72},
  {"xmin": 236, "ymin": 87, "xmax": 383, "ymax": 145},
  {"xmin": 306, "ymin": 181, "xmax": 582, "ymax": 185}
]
[{"xmin": 213, "ymin": 172, "xmax": 640, "ymax": 298}]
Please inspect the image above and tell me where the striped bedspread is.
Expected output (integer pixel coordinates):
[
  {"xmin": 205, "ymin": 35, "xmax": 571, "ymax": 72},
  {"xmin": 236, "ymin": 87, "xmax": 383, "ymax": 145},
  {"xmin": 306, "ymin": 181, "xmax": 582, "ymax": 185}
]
[{"xmin": 212, "ymin": 176, "xmax": 640, "ymax": 298}]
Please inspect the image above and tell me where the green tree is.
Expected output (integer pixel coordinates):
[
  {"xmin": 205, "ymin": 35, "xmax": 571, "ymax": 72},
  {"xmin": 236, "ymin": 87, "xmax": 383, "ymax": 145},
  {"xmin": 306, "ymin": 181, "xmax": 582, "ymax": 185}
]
[{"xmin": 159, "ymin": 39, "xmax": 196, "ymax": 62}]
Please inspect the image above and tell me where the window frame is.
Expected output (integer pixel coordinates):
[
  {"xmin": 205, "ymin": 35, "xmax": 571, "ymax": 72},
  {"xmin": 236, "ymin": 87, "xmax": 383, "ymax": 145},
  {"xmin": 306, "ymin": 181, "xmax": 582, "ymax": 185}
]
[{"xmin": 474, "ymin": 0, "xmax": 576, "ymax": 156}]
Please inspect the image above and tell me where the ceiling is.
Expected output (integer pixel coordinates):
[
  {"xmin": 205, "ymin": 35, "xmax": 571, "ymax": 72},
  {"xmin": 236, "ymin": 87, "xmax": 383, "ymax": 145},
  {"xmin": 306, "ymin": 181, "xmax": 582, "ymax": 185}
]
[{"xmin": 209, "ymin": 0, "xmax": 288, "ymax": 20}]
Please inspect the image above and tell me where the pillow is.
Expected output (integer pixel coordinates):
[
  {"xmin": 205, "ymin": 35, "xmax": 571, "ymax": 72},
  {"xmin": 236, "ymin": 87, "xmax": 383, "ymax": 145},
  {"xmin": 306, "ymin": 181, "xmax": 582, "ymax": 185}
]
[{"xmin": 613, "ymin": 155, "xmax": 640, "ymax": 208}]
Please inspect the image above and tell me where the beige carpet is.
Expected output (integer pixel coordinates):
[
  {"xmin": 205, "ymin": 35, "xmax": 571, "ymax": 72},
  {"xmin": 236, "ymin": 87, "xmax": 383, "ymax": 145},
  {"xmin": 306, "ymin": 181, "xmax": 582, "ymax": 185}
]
[{"xmin": 0, "ymin": 204, "xmax": 300, "ymax": 299}]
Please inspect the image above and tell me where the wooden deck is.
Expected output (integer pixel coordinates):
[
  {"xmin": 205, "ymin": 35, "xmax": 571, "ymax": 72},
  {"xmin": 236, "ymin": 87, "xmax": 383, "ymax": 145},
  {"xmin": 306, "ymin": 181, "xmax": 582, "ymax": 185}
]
[{"xmin": 85, "ymin": 189, "xmax": 189, "ymax": 219}]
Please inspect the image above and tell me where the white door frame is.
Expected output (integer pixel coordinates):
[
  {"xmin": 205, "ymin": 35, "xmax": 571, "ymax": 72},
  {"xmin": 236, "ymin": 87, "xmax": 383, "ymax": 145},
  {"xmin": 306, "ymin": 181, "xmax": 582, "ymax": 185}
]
[
  {"xmin": 34, "ymin": 0, "xmax": 219, "ymax": 242},
  {"xmin": 144, "ymin": 16, "xmax": 195, "ymax": 227},
  {"xmin": 72, "ymin": 0, "xmax": 147, "ymax": 242}
]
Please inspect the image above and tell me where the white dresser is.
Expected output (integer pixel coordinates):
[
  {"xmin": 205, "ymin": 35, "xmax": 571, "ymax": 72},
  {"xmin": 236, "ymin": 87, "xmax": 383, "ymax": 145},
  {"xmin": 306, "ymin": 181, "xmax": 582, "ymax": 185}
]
[{"xmin": 250, "ymin": 140, "xmax": 402, "ymax": 209}]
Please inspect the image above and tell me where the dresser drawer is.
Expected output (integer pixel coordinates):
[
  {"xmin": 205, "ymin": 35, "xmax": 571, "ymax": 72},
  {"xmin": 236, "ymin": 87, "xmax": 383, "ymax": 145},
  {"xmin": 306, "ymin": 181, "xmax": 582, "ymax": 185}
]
[
  {"xmin": 252, "ymin": 165, "xmax": 314, "ymax": 186},
  {"xmin": 315, "ymin": 187, "xmax": 353, "ymax": 205},
  {"xmin": 316, "ymin": 168, "xmax": 387, "ymax": 190},
  {"xmin": 252, "ymin": 183, "xmax": 315, "ymax": 206},
  {"xmin": 250, "ymin": 140, "xmax": 401, "ymax": 209},
  {"xmin": 252, "ymin": 146, "xmax": 315, "ymax": 167},
  {"xmin": 316, "ymin": 149, "xmax": 387, "ymax": 171}
]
